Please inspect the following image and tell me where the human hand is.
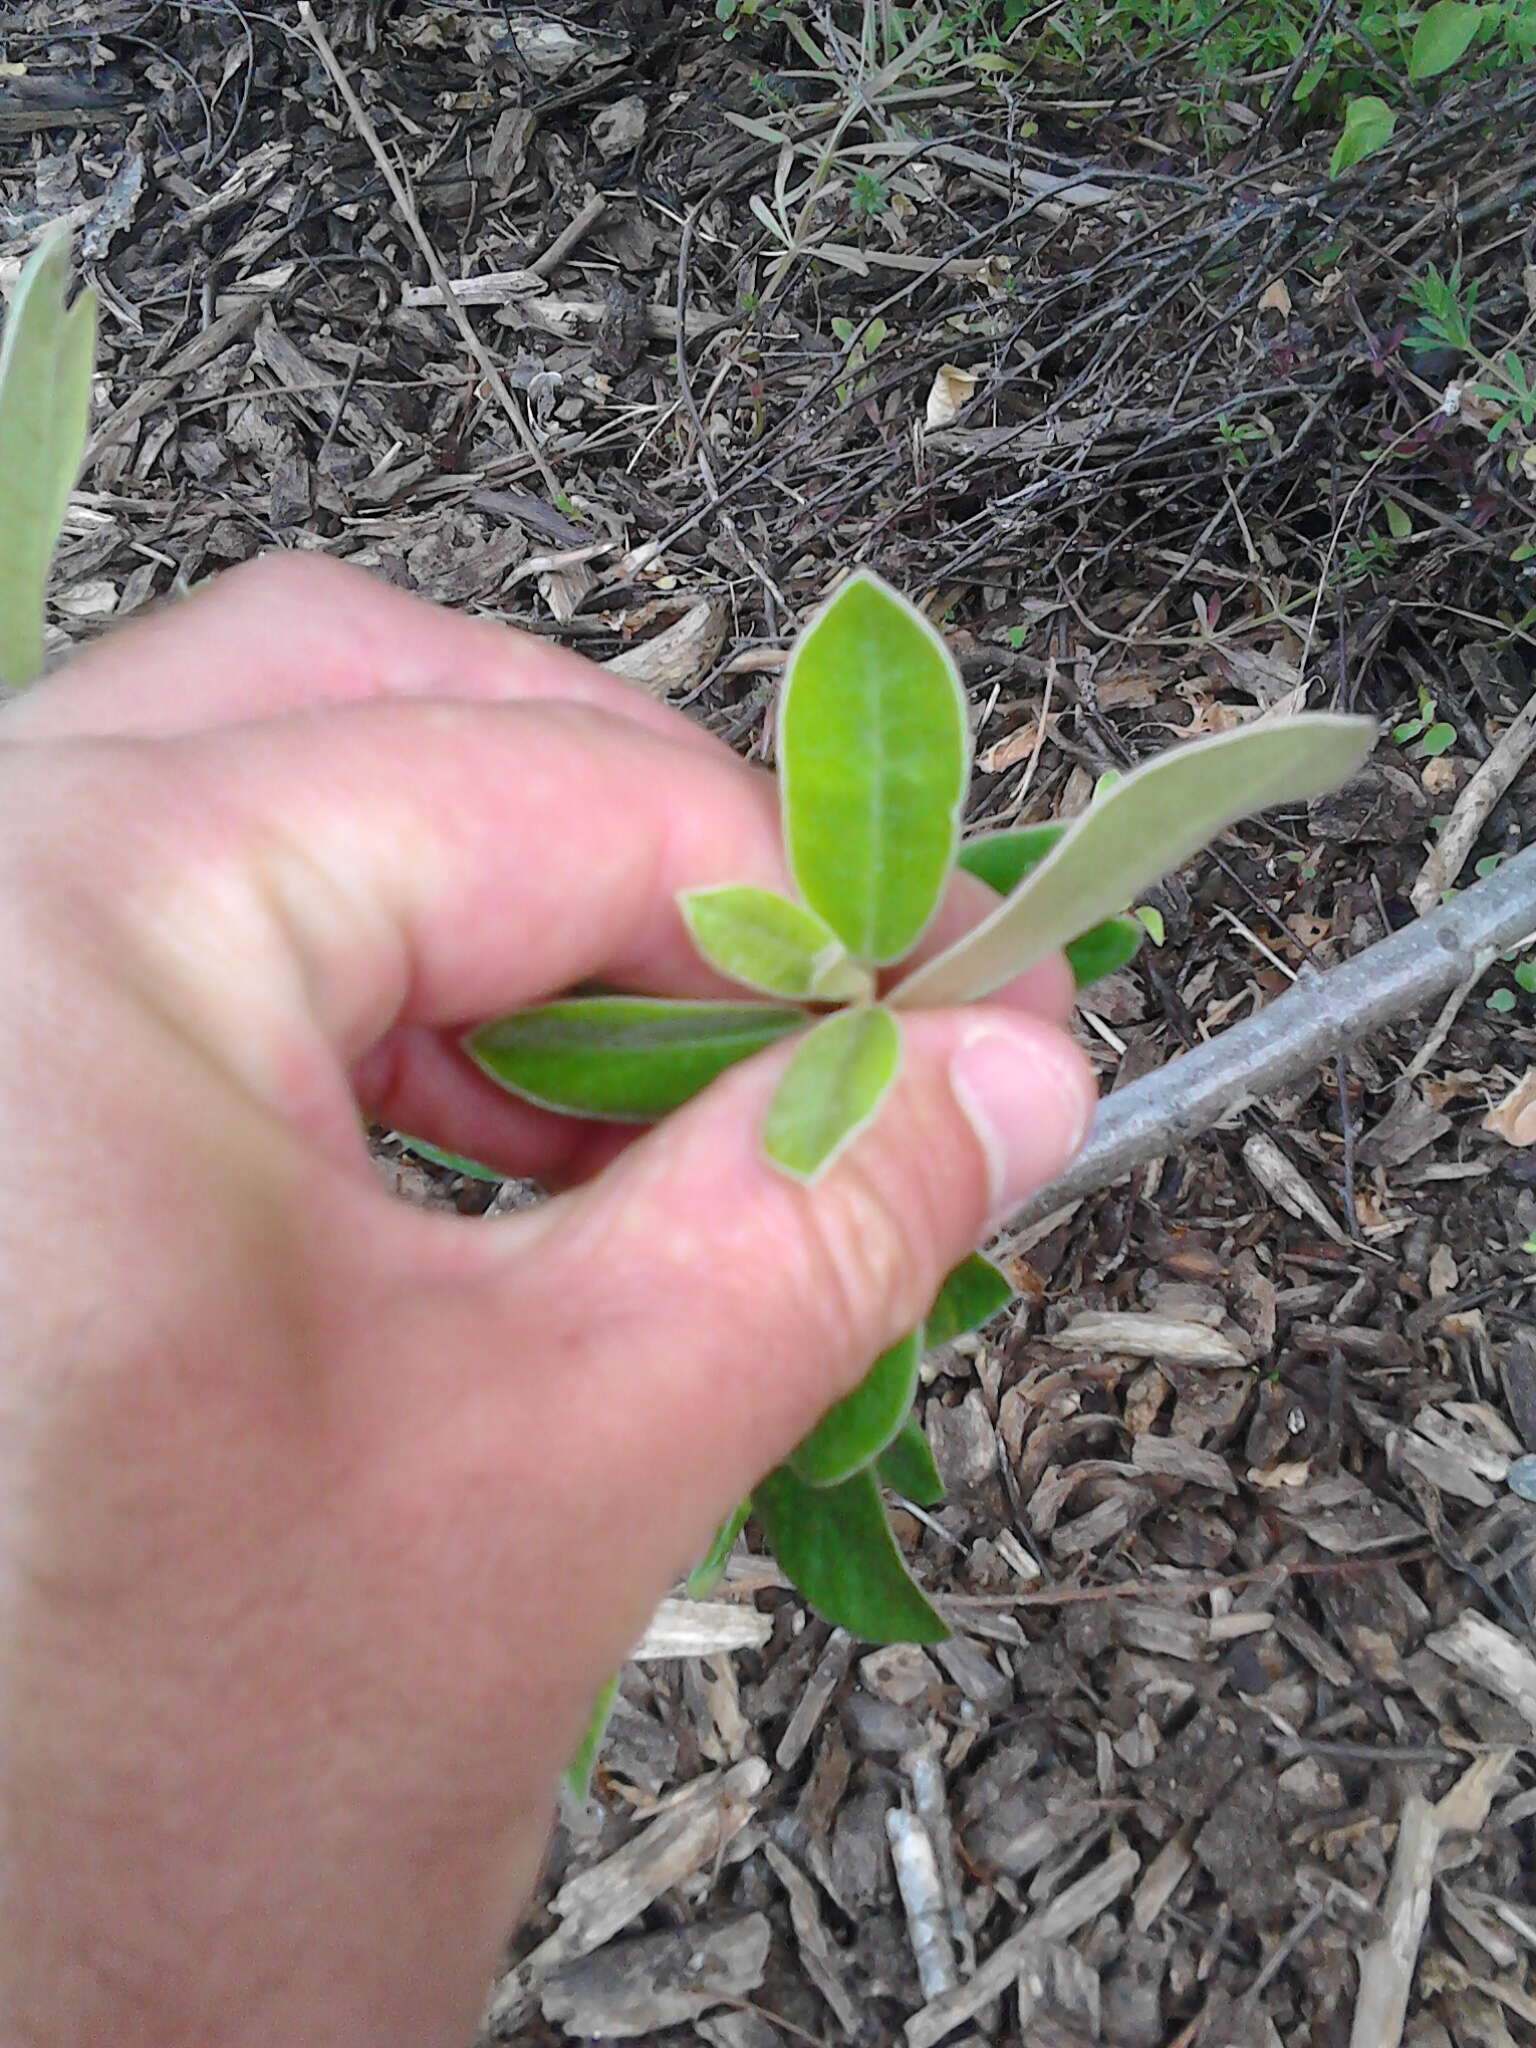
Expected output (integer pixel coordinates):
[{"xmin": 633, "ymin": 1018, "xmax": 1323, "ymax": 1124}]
[{"xmin": 0, "ymin": 555, "xmax": 1094, "ymax": 2046}]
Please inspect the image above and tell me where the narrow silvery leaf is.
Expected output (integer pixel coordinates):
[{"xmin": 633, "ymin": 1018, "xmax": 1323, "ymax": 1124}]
[
  {"xmin": 924, "ymin": 1253, "xmax": 1012, "ymax": 1348},
  {"xmin": 1066, "ymin": 915, "xmax": 1142, "ymax": 990},
  {"xmin": 956, "ymin": 824, "xmax": 1066, "ymax": 894},
  {"xmin": 563, "ymin": 1673, "xmax": 619, "ymax": 1804},
  {"xmin": 753, "ymin": 1464, "xmax": 947, "ymax": 1643},
  {"xmin": 762, "ymin": 1003, "xmax": 900, "ymax": 1180},
  {"xmin": 877, "ymin": 1415, "xmax": 945, "ymax": 1506},
  {"xmin": 790, "ymin": 1329, "xmax": 920, "ymax": 1488},
  {"xmin": 468, "ymin": 996, "xmax": 805, "ymax": 1121},
  {"xmin": 892, "ymin": 716, "xmax": 1374, "ymax": 1008},
  {"xmin": 684, "ymin": 1499, "xmax": 751, "ymax": 1599},
  {"xmin": 0, "ymin": 228, "xmax": 96, "ymax": 689},
  {"xmin": 779, "ymin": 571, "xmax": 969, "ymax": 964},
  {"xmin": 960, "ymin": 833, "xmax": 1141, "ymax": 990},
  {"xmin": 679, "ymin": 884, "xmax": 873, "ymax": 1002}
]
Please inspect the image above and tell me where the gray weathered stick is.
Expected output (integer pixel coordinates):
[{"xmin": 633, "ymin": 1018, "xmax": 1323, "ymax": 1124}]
[{"xmin": 998, "ymin": 840, "xmax": 1536, "ymax": 1245}]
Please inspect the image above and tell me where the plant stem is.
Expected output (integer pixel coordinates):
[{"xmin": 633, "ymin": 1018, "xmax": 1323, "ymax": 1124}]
[{"xmin": 996, "ymin": 841, "xmax": 1536, "ymax": 1242}]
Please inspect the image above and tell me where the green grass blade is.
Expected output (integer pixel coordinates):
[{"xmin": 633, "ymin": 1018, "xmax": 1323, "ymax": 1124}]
[
  {"xmin": 877, "ymin": 1414, "xmax": 945, "ymax": 1506},
  {"xmin": 779, "ymin": 572, "xmax": 969, "ymax": 964},
  {"xmin": 891, "ymin": 716, "xmax": 1373, "ymax": 1008},
  {"xmin": 679, "ymin": 884, "xmax": 872, "ymax": 1001},
  {"xmin": 789, "ymin": 1328, "xmax": 920, "ymax": 1488},
  {"xmin": 394, "ymin": 1134, "xmax": 503, "ymax": 1182},
  {"xmin": 0, "ymin": 229, "xmax": 96, "ymax": 689},
  {"xmin": 761, "ymin": 1003, "xmax": 900, "ymax": 1180},
  {"xmin": 684, "ymin": 1498, "xmax": 751, "ymax": 1598},
  {"xmin": 467, "ymin": 996, "xmax": 806, "ymax": 1121},
  {"xmin": 753, "ymin": 1464, "xmax": 946, "ymax": 1643},
  {"xmin": 563, "ymin": 1673, "xmax": 619, "ymax": 1804}
]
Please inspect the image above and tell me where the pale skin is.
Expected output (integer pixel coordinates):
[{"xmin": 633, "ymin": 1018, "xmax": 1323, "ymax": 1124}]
[{"xmin": 0, "ymin": 554, "xmax": 1094, "ymax": 2046}]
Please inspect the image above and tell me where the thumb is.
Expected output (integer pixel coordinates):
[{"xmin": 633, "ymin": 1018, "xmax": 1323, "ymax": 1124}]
[{"xmin": 482, "ymin": 1006, "xmax": 1094, "ymax": 1559}]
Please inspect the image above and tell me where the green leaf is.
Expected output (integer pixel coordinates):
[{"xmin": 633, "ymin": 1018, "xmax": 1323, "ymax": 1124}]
[
  {"xmin": 924, "ymin": 1252, "xmax": 1012, "ymax": 1347},
  {"xmin": 956, "ymin": 824, "xmax": 1066, "ymax": 894},
  {"xmin": 1488, "ymin": 986, "xmax": 1517, "ymax": 1014},
  {"xmin": 1135, "ymin": 904, "xmax": 1166, "ymax": 946},
  {"xmin": 1330, "ymin": 96, "xmax": 1397, "ymax": 178},
  {"xmin": 779, "ymin": 571, "xmax": 969, "ymax": 964},
  {"xmin": 564, "ymin": 1672, "xmax": 619, "ymax": 1804},
  {"xmin": 877, "ymin": 1414, "xmax": 945, "ymax": 1506},
  {"xmin": 891, "ymin": 716, "xmax": 1374, "ymax": 1008},
  {"xmin": 1066, "ymin": 914, "xmax": 1143, "ymax": 989},
  {"xmin": 685, "ymin": 1498, "xmax": 751, "ymax": 1598},
  {"xmin": 1384, "ymin": 499, "xmax": 1413, "ymax": 541},
  {"xmin": 752, "ymin": 1464, "xmax": 946, "ymax": 1642},
  {"xmin": 1515, "ymin": 960, "xmax": 1536, "ymax": 995},
  {"xmin": 762, "ymin": 1003, "xmax": 901, "ymax": 1180},
  {"xmin": 790, "ymin": 1328, "xmax": 921, "ymax": 1488},
  {"xmin": 679, "ymin": 884, "xmax": 873, "ymax": 1001},
  {"xmin": 1421, "ymin": 722, "xmax": 1456, "ymax": 756},
  {"xmin": 0, "ymin": 228, "xmax": 96, "ymax": 690},
  {"xmin": 468, "ymin": 996, "xmax": 805, "ymax": 1121},
  {"xmin": 395, "ymin": 1133, "xmax": 503, "ymax": 1182},
  {"xmin": 1408, "ymin": 1, "xmax": 1483, "ymax": 80}
]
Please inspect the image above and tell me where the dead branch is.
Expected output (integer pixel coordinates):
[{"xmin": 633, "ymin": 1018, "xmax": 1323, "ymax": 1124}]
[{"xmin": 998, "ymin": 841, "xmax": 1536, "ymax": 1246}]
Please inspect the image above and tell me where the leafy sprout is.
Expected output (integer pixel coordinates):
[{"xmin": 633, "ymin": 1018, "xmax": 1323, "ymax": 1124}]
[{"xmin": 466, "ymin": 572, "xmax": 1372, "ymax": 1788}]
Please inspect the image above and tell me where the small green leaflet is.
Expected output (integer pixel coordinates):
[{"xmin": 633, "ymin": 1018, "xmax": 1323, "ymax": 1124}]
[
  {"xmin": 925, "ymin": 1252, "xmax": 1012, "ymax": 1348},
  {"xmin": 563, "ymin": 1672, "xmax": 619, "ymax": 1803},
  {"xmin": 468, "ymin": 996, "xmax": 805, "ymax": 1121},
  {"xmin": 395, "ymin": 1133, "xmax": 503, "ymax": 1182},
  {"xmin": 0, "ymin": 228, "xmax": 96, "ymax": 690},
  {"xmin": 1065, "ymin": 916, "xmax": 1142, "ymax": 989},
  {"xmin": 892, "ymin": 716, "xmax": 1374, "ymax": 1008},
  {"xmin": 753, "ymin": 1463, "xmax": 947, "ymax": 1643},
  {"xmin": 762, "ymin": 1003, "xmax": 901, "ymax": 1180},
  {"xmin": 684, "ymin": 1498, "xmax": 751, "ymax": 1598},
  {"xmin": 789, "ymin": 1328, "xmax": 920, "ymax": 1488},
  {"xmin": 679, "ymin": 884, "xmax": 873, "ymax": 1002},
  {"xmin": 957, "ymin": 831, "xmax": 1141, "ymax": 989},
  {"xmin": 876, "ymin": 1415, "xmax": 945, "ymax": 1506},
  {"xmin": 1408, "ymin": 1, "xmax": 1483, "ymax": 80},
  {"xmin": 1330, "ymin": 95, "xmax": 1396, "ymax": 178},
  {"xmin": 779, "ymin": 572, "xmax": 969, "ymax": 964},
  {"xmin": 956, "ymin": 824, "xmax": 1066, "ymax": 893}
]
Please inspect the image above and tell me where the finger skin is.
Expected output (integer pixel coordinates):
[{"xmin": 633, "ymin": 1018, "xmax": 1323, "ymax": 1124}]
[{"xmin": 0, "ymin": 557, "xmax": 1095, "ymax": 2048}]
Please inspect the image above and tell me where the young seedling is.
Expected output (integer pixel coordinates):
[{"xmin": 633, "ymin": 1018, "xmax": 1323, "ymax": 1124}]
[
  {"xmin": 0, "ymin": 228, "xmax": 96, "ymax": 691},
  {"xmin": 465, "ymin": 572, "xmax": 1371, "ymax": 1792}
]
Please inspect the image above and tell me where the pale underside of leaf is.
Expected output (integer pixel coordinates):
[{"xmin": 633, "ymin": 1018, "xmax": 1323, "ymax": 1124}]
[
  {"xmin": 761, "ymin": 1003, "xmax": 901, "ymax": 1180},
  {"xmin": 678, "ymin": 883, "xmax": 872, "ymax": 1001},
  {"xmin": 778, "ymin": 571, "xmax": 969, "ymax": 964},
  {"xmin": 0, "ymin": 229, "xmax": 96, "ymax": 689},
  {"xmin": 891, "ymin": 715, "xmax": 1374, "ymax": 1008},
  {"xmin": 467, "ymin": 996, "xmax": 805, "ymax": 1121}
]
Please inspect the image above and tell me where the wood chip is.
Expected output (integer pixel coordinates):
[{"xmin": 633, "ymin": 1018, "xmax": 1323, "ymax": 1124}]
[
  {"xmin": 483, "ymin": 1759, "xmax": 769, "ymax": 2032},
  {"xmin": 631, "ymin": 1597, "xmax": 772, "ymax": 1661},
  {"xmin": 1425, "ymin": 1614, "xmax": 1536, "ymax": 1732},
  {"xmin": 904, "ymin": 1842, "xmax": 1139, "ymax": 2048},
  {"xmin": 539, "ymin": 1913, "xmax": 771, "ymax": 2037},
  {"xmin": 1047, "ymin": 1311, "xmax": 1247, "ymax": 1367}
]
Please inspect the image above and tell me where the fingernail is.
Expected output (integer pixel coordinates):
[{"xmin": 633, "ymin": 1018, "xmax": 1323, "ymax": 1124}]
[{"xmin": 949, "ymin": 1023, "xmax": 1095, "ymax": 1228}]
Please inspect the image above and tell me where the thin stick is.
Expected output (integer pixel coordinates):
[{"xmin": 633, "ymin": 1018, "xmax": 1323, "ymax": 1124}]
[
  {"xmin": 297, "ymin": 3, "xmax": 560, "ymax": 497},
  {"xmin": 997, "ymin": 841, "xmax": 1536, "ymax": 1245}
]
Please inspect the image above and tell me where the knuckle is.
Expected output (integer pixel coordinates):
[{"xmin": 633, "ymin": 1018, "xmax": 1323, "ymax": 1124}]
[{"xmin": 793, "ymin": 1152, "xmax": 936, "ymax": 1361}]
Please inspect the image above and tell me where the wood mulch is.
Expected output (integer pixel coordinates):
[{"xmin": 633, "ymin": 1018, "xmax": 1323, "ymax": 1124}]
[{"xmin": 7, "ymin": 4, "xmax": 1536, "ymax": 2041}]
